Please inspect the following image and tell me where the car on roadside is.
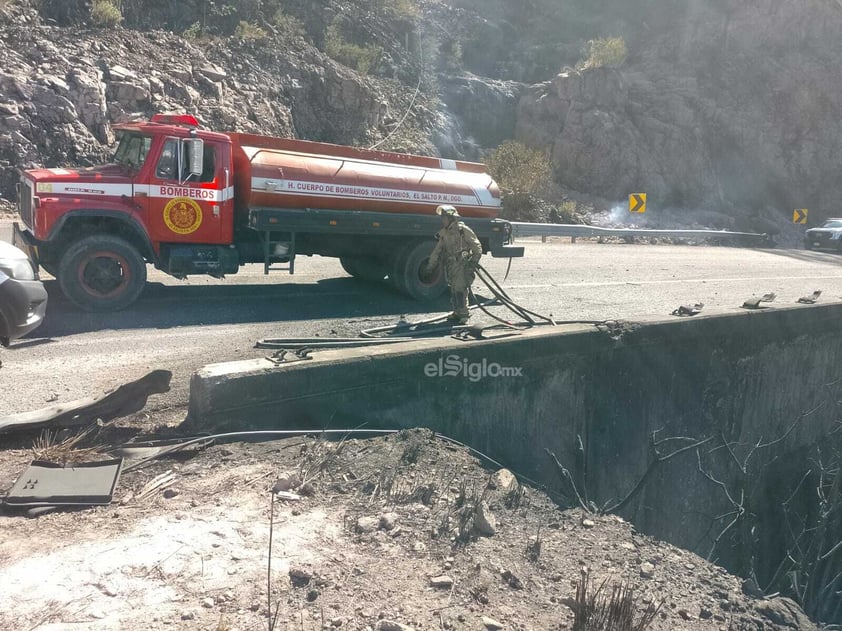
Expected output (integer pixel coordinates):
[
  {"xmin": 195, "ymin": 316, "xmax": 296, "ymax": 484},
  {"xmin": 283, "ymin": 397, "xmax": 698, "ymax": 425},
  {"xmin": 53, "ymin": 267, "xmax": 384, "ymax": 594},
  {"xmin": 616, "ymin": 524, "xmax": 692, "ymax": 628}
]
[
  {"xmin": 804, "ymin": 218, "xmax": 842, "ymax": 251},
  {"xmin": 0, "ymin": 240, "xmax": 48, "ymax": 347}
]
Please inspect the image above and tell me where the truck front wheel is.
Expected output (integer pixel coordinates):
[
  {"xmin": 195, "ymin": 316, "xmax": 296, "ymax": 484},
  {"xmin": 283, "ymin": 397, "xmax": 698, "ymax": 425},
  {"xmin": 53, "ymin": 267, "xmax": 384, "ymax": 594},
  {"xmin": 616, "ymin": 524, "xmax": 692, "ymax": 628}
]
[{"xmin": 58, "ymin": 235, "xmax": 147, "ymax": 311}]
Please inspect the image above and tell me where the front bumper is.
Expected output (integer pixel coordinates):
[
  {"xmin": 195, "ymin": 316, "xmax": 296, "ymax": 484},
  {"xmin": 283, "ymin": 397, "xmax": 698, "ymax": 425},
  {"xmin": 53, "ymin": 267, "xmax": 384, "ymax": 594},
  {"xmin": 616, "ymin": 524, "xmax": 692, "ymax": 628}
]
[
  {"xmin": 0, "ymin": 275, "xmax": 48, "ymax": 344},
  {"xmin": 804, "ymin": 232, "xmax": 842, "ymax": 250},
  {"xmin": 12, "ymin": 221, "xmax": 40, "ymax": 270}
]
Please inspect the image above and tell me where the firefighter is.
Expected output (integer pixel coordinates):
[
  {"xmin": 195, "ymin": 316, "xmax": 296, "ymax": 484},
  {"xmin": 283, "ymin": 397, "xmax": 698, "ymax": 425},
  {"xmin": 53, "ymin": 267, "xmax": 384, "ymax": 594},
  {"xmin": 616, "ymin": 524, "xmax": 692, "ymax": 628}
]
[{"xmin": 424, "ymin": 205, "xmax": 482, "ymax": 324}]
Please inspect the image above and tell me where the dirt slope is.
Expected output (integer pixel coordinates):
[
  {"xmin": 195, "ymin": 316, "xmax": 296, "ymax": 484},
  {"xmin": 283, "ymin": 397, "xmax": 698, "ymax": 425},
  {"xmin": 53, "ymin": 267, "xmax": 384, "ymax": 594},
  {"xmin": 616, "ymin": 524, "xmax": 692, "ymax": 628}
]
[{"xmin": 0, "ymin": 430, "xmax": 817, "ymax": 630}]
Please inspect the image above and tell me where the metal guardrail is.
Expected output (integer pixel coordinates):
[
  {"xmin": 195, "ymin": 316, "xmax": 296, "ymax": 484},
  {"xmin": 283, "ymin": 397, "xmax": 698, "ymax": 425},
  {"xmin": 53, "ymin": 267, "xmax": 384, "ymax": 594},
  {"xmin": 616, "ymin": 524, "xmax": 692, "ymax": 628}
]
[{"xmin": 510, "ymin": 222, "xmax": 774, "ymax": 247}]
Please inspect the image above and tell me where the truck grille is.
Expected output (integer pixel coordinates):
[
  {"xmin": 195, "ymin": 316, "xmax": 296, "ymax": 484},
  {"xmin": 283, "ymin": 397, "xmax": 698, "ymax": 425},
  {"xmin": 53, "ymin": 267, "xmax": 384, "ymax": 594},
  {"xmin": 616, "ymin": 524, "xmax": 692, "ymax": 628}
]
[{"xmin": 18, "ymin": 180, "xmax": 33, "ymax": 229}]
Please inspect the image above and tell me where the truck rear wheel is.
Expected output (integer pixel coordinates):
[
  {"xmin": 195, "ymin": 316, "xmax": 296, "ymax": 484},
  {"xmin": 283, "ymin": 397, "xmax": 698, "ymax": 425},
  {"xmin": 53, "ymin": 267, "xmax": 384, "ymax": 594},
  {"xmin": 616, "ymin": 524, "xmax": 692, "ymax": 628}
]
[
  {"xmin": 340, "ymin": 257, "xmax": 387, "ymax": 283},
  {"xmin": 58, "ymin": 235, "xmax": 147, "ymax": 311},
  {"xmin": 389, "ymin": 239, "xmax": 447, "ymax": 301}
]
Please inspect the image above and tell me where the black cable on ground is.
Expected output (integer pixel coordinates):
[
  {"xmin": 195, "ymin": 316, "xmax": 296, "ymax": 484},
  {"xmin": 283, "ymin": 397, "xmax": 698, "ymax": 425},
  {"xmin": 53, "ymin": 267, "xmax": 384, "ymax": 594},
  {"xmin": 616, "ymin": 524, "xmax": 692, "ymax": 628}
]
[
  {"xmin": 475, "ymin": 264, "xmax": 556, "ymax": 325},
  {"xmin": 118, "ymin": 428, "xmax": 570, "ymax": 505},
  {"xmin": 259, "ymin": 259, "xmax": 598, "ymax": 347},
  {"xmin": 256, "ymin": 338, "xmax": 416, "ymax": 350},
  {"xmin": 122, "ymin": 429, "xmax": 402, "ymax": 472},
  {"xmin": 358, "ymin": 259, "xmax": 597, "ymax": 340},
  {"xmin": 467, "ymin": 287, "xmax": 528, "ymax": 330},
  {"xmin": 474, "ymin": 267, "xmax": 536, "ymax": 324},
  {"xmin": 475, "ymin": 266, "xmax": 534, "ymax": 321},
  {"xmin": 360, "ymin": 312, "xmax": 451, "ymax": 337}
]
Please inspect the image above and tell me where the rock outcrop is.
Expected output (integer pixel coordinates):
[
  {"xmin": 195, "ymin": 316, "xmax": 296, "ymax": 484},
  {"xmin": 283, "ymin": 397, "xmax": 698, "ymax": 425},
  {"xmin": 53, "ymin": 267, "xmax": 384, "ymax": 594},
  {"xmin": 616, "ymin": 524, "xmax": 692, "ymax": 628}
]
[
  {"xmin": 0, "ymin": 3, "xmax": 423, "ymax": 201},
  {"xmin": 440, "ymin": 73, "xmax": 523, "ymax": 148},
  {"xmin": 515, "ymin": 0, "xmax": 842, "ymax": 217}
]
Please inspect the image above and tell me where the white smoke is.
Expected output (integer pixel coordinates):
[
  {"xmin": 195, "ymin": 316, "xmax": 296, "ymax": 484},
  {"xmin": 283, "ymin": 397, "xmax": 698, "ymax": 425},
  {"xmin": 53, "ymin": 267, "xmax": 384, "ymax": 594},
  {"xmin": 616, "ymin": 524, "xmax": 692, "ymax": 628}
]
[{"xmin": 594, "ymin": 202, "xmax": 648, "ymax": 228}]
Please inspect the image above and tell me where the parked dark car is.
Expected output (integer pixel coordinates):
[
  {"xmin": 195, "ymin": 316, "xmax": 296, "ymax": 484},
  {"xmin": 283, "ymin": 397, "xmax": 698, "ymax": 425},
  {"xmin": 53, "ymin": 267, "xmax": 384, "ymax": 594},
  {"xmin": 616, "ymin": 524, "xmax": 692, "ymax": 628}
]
[
  {"xmin": 804, "ymin": 218, "xmax": 842, "ymax": 251},
  {"xmin": 0, "ymin": 240, "xmax": 48, "ymax": 346}
]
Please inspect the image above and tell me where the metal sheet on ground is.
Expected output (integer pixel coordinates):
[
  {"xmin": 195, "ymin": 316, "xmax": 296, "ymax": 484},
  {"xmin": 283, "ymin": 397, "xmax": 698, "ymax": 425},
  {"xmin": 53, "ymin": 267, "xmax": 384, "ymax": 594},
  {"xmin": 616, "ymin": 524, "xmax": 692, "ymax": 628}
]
[{"xmin": 4, "ymin": 458, "xmax": 123, "ymax": 506}]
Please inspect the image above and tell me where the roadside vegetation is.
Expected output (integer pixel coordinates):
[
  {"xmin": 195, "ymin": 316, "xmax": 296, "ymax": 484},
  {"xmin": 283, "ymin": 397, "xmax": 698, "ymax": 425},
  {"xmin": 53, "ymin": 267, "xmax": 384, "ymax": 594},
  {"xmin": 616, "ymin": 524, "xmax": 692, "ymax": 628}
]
[
  {"xmin": 486, "ymin": 141, "xmax": 553, "ymax": 197},
  {"xmin": 577, "ymin": 36, "xmax": 627, "ymax": 70},
  {"xmin": 90, "ymin": 0, "xmax": 122, "ymax": 27},
  {"xmin": 324, "ymin": 21, "xmax": 382, "ymax": 75}
]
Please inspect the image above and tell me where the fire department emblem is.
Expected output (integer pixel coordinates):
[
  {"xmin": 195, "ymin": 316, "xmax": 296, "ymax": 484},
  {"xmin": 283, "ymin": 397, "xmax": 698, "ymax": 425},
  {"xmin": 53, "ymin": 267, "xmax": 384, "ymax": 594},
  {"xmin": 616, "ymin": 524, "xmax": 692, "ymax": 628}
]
[{"xmin": 164, "ymin": 197, "xmax": 203, "ymax": 235}]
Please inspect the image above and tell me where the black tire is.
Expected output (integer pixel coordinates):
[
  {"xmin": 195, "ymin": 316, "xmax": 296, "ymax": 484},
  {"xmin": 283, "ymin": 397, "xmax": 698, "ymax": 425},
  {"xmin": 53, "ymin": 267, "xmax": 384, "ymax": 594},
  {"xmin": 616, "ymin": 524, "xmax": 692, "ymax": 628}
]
[
  {"xmin": 340, "ymin": 257, "xmax": 361, "ymax": 277},
  {"xmin": 389, "ymin": 239, "xmax": 447, "ymax": 301},
  {"xmin": 388, "ymin": 244, "xmax": 411, "ymax": 294},
  {"xmin": 341, "ymin": 257, "xmax": 388, "ymax": 283},
  {"xmin": 58, "ymin": 234, "xmax": 147, "ymax": 311}
]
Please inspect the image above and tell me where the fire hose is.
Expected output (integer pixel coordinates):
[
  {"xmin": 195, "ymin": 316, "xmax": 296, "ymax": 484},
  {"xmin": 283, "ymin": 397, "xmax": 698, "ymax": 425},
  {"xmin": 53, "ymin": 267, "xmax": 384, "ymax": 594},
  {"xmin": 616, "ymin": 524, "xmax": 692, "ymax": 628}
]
[{"xmin": 256, "ymin": 260, "xmax": 603, "ymax": 350}]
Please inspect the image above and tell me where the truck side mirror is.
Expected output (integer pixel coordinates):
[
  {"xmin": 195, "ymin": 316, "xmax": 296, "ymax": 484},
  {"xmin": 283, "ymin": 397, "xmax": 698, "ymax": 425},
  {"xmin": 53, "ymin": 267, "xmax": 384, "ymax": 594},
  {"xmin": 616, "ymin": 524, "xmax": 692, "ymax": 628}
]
[{"xmin": 186, "ymin": 138, "xmax": 204, "ymax": 180}]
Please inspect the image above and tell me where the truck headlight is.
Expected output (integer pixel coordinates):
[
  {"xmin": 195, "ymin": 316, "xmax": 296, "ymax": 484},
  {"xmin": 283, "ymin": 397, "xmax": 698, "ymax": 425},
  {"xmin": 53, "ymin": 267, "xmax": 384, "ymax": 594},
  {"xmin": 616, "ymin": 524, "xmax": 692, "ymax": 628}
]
[{"xmin": 0, "ymin": 258, "xmax": 36, "ymax": 281}]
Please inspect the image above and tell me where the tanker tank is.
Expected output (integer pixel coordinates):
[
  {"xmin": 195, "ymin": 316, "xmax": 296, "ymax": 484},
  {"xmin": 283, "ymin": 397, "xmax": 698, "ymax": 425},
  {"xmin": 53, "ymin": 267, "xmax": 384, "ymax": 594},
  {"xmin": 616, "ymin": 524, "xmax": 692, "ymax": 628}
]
[{"xmin": 230, "ymin": 133, "xmax": 501, "ymax": 219}]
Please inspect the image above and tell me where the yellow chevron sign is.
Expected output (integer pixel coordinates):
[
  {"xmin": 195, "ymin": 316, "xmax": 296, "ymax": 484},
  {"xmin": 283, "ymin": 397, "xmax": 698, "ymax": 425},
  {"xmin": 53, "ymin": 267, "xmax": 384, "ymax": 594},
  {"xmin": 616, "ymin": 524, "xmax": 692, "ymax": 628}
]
[
  {"xmin": 629, "ymin": 193, "xmax": 646, "ymax": 214},
  {"xmin": 793, "ymin": 209, "xmax": 808, "ymax": 225}
]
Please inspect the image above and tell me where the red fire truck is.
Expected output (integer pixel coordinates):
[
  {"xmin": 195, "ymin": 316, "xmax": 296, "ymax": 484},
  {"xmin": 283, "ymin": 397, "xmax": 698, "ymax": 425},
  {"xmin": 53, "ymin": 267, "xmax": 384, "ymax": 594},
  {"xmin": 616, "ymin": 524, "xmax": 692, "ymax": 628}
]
[{"xmin": 13, "ymin": 114, "xmax": 521, "ymax": 311}]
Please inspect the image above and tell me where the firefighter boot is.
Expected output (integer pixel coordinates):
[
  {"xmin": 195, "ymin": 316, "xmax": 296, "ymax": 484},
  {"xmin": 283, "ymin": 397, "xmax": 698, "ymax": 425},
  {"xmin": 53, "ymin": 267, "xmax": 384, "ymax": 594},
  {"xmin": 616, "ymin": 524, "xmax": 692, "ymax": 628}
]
[{"xmin": 446, "ymin": 291, "xmax": 470, "ymax": 325}]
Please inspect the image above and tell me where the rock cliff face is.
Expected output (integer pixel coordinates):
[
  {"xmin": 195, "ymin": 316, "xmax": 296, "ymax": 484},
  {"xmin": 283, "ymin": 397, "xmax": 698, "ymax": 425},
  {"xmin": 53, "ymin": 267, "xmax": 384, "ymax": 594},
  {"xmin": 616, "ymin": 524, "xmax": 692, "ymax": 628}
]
[
  {"xmin": 0, "ymin": 2, "xmax": 423, "ymax": 200},
  {"xmin": 516, "ymin": 0, "xmax": 842, "ymax": 217},
  {"xmin": 3, "ymin": 0, "xmax": 842, "ymax": 220}
]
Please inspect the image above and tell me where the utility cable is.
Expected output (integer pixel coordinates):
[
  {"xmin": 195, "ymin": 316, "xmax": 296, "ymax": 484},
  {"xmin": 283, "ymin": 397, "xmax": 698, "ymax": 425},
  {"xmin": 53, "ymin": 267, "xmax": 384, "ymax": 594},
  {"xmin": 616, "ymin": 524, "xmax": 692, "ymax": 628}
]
[
  {"xmin": 118, "ymin": 428, "xmax": 570, "ymax": 504},
  {"xmin": 368, "ymin": 40, "xmax": 423, "ymax": 150}
]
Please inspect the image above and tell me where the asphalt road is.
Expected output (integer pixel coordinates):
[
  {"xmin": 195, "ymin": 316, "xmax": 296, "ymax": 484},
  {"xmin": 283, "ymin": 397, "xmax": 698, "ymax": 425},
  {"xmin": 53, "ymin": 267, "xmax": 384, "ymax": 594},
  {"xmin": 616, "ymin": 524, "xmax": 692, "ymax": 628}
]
[{"xmin": 3, "ymin": 219, "xmax": 842, "ymax": 419}]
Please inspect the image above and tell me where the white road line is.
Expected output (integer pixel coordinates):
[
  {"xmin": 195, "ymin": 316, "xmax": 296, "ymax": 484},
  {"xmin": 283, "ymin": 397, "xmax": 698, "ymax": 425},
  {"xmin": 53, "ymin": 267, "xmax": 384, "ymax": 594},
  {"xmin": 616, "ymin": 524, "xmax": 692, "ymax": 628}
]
[{"xmin": 507, "ymin": 275, "xmax": 842, "ymax": 289}]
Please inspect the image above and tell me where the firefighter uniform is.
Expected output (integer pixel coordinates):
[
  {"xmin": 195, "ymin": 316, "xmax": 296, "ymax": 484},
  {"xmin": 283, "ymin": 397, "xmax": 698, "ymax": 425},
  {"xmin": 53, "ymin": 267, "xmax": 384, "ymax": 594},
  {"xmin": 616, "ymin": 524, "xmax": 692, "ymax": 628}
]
[{"xmin": 426, "ymin": 206, "xmax": 483, "ymax": 323}]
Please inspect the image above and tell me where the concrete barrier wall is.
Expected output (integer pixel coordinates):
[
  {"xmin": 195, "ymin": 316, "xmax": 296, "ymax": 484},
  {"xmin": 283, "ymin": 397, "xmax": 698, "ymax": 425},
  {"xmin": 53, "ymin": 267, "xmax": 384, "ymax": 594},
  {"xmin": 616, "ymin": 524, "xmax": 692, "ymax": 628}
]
[{"xmin": 188, "ymin": 303, "xmax": 842, "ymax": 561}]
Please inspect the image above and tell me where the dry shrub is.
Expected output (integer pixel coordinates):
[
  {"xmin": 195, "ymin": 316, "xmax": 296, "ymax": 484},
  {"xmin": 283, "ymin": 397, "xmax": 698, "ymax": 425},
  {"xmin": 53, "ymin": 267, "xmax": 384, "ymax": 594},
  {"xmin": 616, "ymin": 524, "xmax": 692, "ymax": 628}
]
[
  {"xmin": 32, "ymin": 425, "xmax": 103, "ymax": 463},
  {"xmin": 486, "ymin": 141, "xmax": 553, "ymax": 197},
  {"xmin": 572, "ymin": 572, "xmax": 659, "ymax": 631}
]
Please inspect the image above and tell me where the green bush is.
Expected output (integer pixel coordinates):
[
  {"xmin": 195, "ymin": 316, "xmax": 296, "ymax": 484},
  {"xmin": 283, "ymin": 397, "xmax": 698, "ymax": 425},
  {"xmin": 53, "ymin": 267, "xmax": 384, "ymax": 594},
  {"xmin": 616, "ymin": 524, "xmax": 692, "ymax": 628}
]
[
  {"xmin": 380, "ymin": 0, "xmax": 419, "ymax": 19},
  {"xmin": 486, "ymin": 141, "xmax": 553, "ymax": 196},
  {"xmin": 182, "ymin": 21, "xmax": 203, "ymax": 40},
  {"xmin": 272, "ymin": 9, "xmax": 305, "ymax": 40},
  {"xmin": 324, "ymin": 23, "xmax": 382, "ymax": 75},
  {"xmin": 578, "ymin": 36, "xmax": 628, "ymax": 70},
  {"xmin": 234, "ymin": 20, "xmax": 267, "ymax": 40},
  {"xmin": 90, "ymin": 0, "xmax": 122, "ymax": 28}
]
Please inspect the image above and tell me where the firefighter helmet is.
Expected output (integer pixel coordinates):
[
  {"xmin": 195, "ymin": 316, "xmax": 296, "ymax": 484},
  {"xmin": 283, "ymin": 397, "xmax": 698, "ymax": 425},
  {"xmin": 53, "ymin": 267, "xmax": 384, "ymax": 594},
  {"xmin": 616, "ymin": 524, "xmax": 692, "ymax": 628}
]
[{"xmin": 436, "ymin": 205, "xmax": 460, "ymax": 218}]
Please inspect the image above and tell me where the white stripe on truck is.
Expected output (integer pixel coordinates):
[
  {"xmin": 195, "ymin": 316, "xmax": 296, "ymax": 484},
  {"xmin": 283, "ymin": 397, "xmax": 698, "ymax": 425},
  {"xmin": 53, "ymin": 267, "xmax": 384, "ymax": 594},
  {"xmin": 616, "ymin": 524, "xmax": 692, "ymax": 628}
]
[
  {"xmin": 252, "ymin": 177, "xmax": 501, "ymax": 208},
  {"xmin": 37, "ymin": 182, "xmax": 233, "ymax": 203},
  {"xmin": 37, "ymin": 182, "xmax": 134, "ymax": 196}
]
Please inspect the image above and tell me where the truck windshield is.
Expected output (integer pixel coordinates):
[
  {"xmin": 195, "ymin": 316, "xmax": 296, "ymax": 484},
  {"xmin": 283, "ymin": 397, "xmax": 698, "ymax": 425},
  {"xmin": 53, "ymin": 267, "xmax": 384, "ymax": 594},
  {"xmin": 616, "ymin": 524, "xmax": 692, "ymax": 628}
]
[{"xmin": 113, "ymin": 133, "xmax": 153, "ymax": 172}]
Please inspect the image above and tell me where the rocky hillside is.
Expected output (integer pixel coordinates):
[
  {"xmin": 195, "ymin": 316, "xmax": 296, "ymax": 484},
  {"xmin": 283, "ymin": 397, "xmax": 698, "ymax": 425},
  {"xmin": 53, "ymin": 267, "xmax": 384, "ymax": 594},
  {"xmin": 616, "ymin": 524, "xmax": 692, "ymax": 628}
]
[
  {"xmin": 0, "ymin": 0, "xmax": 436, "ymax": 199},
  {"xmin": 2, "ymin": 0, "xmax": 842, "ymax": 222},
  {"xmin": 515, "ymin": 0, "xmax": 842, "ymax": 223}
]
